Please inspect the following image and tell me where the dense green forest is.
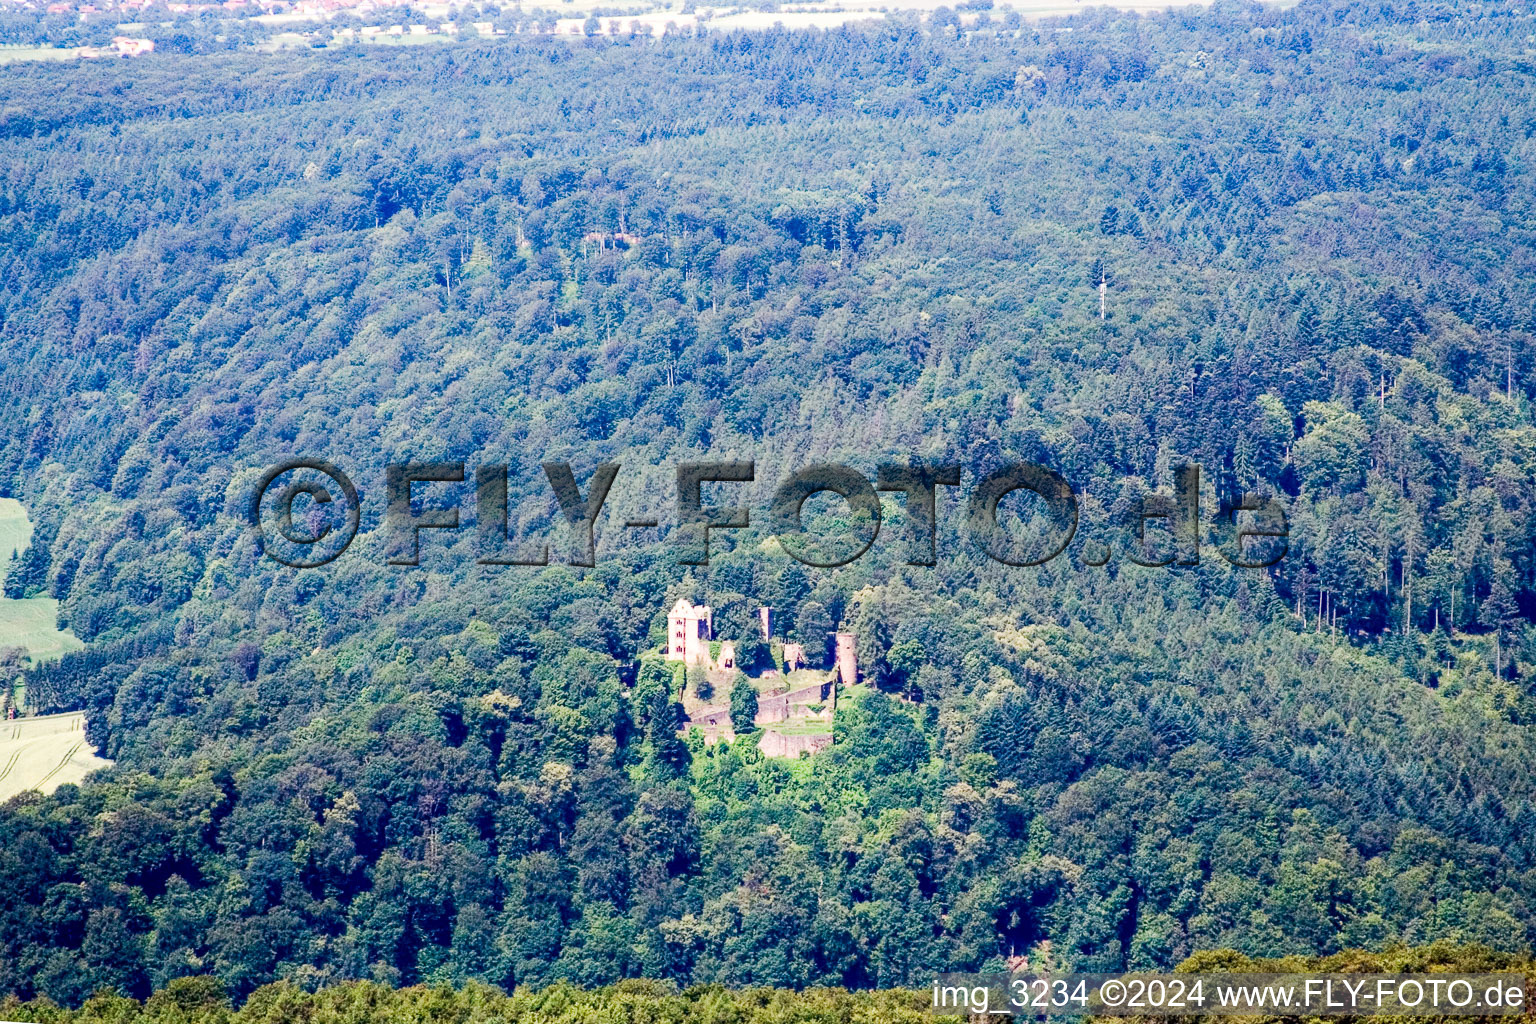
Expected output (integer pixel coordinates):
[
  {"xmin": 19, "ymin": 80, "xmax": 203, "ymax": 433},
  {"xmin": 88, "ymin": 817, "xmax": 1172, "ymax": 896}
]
[
  {"xmin": 0, "ymin": 943, "xmax": 1526, "ymax": 1022},
  {"xmin": 4, "ymin": 0, "xmax": 1536, "ymax": 1007}
]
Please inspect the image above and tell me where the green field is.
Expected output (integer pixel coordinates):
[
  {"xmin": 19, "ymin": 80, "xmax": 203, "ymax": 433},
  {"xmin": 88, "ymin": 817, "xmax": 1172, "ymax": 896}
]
[
  {"xmin": 0, "ymin": 497, "xmax": 31, "ymax": 577},
  {"xmin": 0, "ymin": 45, "xmax": 77, "ymax": 64},
  {"xmin": 0, "ymin": 596, "xmax": 82, "ymax": 662},
  {"xmin": 0, "ymin": 498, "xmax": 82, "ymax": 667}
]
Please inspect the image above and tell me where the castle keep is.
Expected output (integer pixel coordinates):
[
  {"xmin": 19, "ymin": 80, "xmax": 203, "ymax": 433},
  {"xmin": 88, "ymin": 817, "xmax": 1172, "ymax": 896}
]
[{"xmin": 667, "ymin": 599, "xmax": 712, "ymax": 664}]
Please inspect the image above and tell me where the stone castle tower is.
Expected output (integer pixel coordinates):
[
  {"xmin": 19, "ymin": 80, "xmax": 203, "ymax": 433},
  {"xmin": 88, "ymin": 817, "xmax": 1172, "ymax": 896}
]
[
  {"xmin": 832, "ymin": 632, "xmax": 857, "ymax": 707},
  {"xmin": 667, "ymin": 599, "xmax": 713, "ymax": 664}
]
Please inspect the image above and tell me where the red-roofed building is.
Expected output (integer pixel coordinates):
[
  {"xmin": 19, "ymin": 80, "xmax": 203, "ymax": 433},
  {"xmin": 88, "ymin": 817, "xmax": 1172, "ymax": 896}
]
[{"xmin": 111, "ymin": 35, "xmax": 154, "ymax": 54}]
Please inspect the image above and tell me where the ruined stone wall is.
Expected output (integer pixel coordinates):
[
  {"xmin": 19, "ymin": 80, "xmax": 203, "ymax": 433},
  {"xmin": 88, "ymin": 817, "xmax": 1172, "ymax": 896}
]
[
  {"xmin": 753, "ymin": 677, "xmax": 833, "ymax": 725},
  {"xmin": 757, "ymin": 731, "xmax": 833, "ymax": 759}
]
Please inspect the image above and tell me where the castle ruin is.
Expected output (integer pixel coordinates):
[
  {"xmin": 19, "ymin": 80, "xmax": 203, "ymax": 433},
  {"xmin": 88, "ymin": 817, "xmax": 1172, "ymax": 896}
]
[
  {"xmin": 666, "ymin": 598, "xmax": 737, "ymax": 673},
  {"xmin": 672, "ymin": 606, "xmax": 860, "ymax": 758}
]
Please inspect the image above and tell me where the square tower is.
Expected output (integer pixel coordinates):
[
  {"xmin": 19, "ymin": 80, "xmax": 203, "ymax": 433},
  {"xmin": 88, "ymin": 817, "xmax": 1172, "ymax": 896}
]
[{"xmin": 667, "ymin": 599, "xmax": 712, "ymax": 664}]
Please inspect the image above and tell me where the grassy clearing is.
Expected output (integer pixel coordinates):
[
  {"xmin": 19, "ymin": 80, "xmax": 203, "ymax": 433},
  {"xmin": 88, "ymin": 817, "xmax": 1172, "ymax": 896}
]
[
  {"xmin": 753, "ymin": 667, "xmax": 831, "ymax": 693},
  {"xmin": 0, "ymin": 498, "xmax": 31, "ymax": 578},
  {"xmin": 769, "ymin": 721, "xmax": 833, "ymax": 736},
  {"xmin": 0, "ymin": 597, "xmax": 83, "ymax": 662},
  {"xmin": 0, "ymin": 45, "xmax": 78, "ymax": 64},
  {"xmin": 0, "ymin": 500, "xmax": 83, "ymax": 667}
]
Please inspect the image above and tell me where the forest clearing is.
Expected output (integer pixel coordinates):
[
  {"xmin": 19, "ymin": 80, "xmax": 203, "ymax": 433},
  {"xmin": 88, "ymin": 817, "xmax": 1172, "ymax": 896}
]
[{"xmin": 0, "ymin": 499, "xmax": 82, "ymax": 663}]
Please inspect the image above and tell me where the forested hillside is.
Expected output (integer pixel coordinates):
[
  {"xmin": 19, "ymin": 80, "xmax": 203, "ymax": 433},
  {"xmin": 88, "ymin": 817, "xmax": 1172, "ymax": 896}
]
[{"xmin": 3, "ymin": 0, "xmax": 1536, "ymax": 1005}]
